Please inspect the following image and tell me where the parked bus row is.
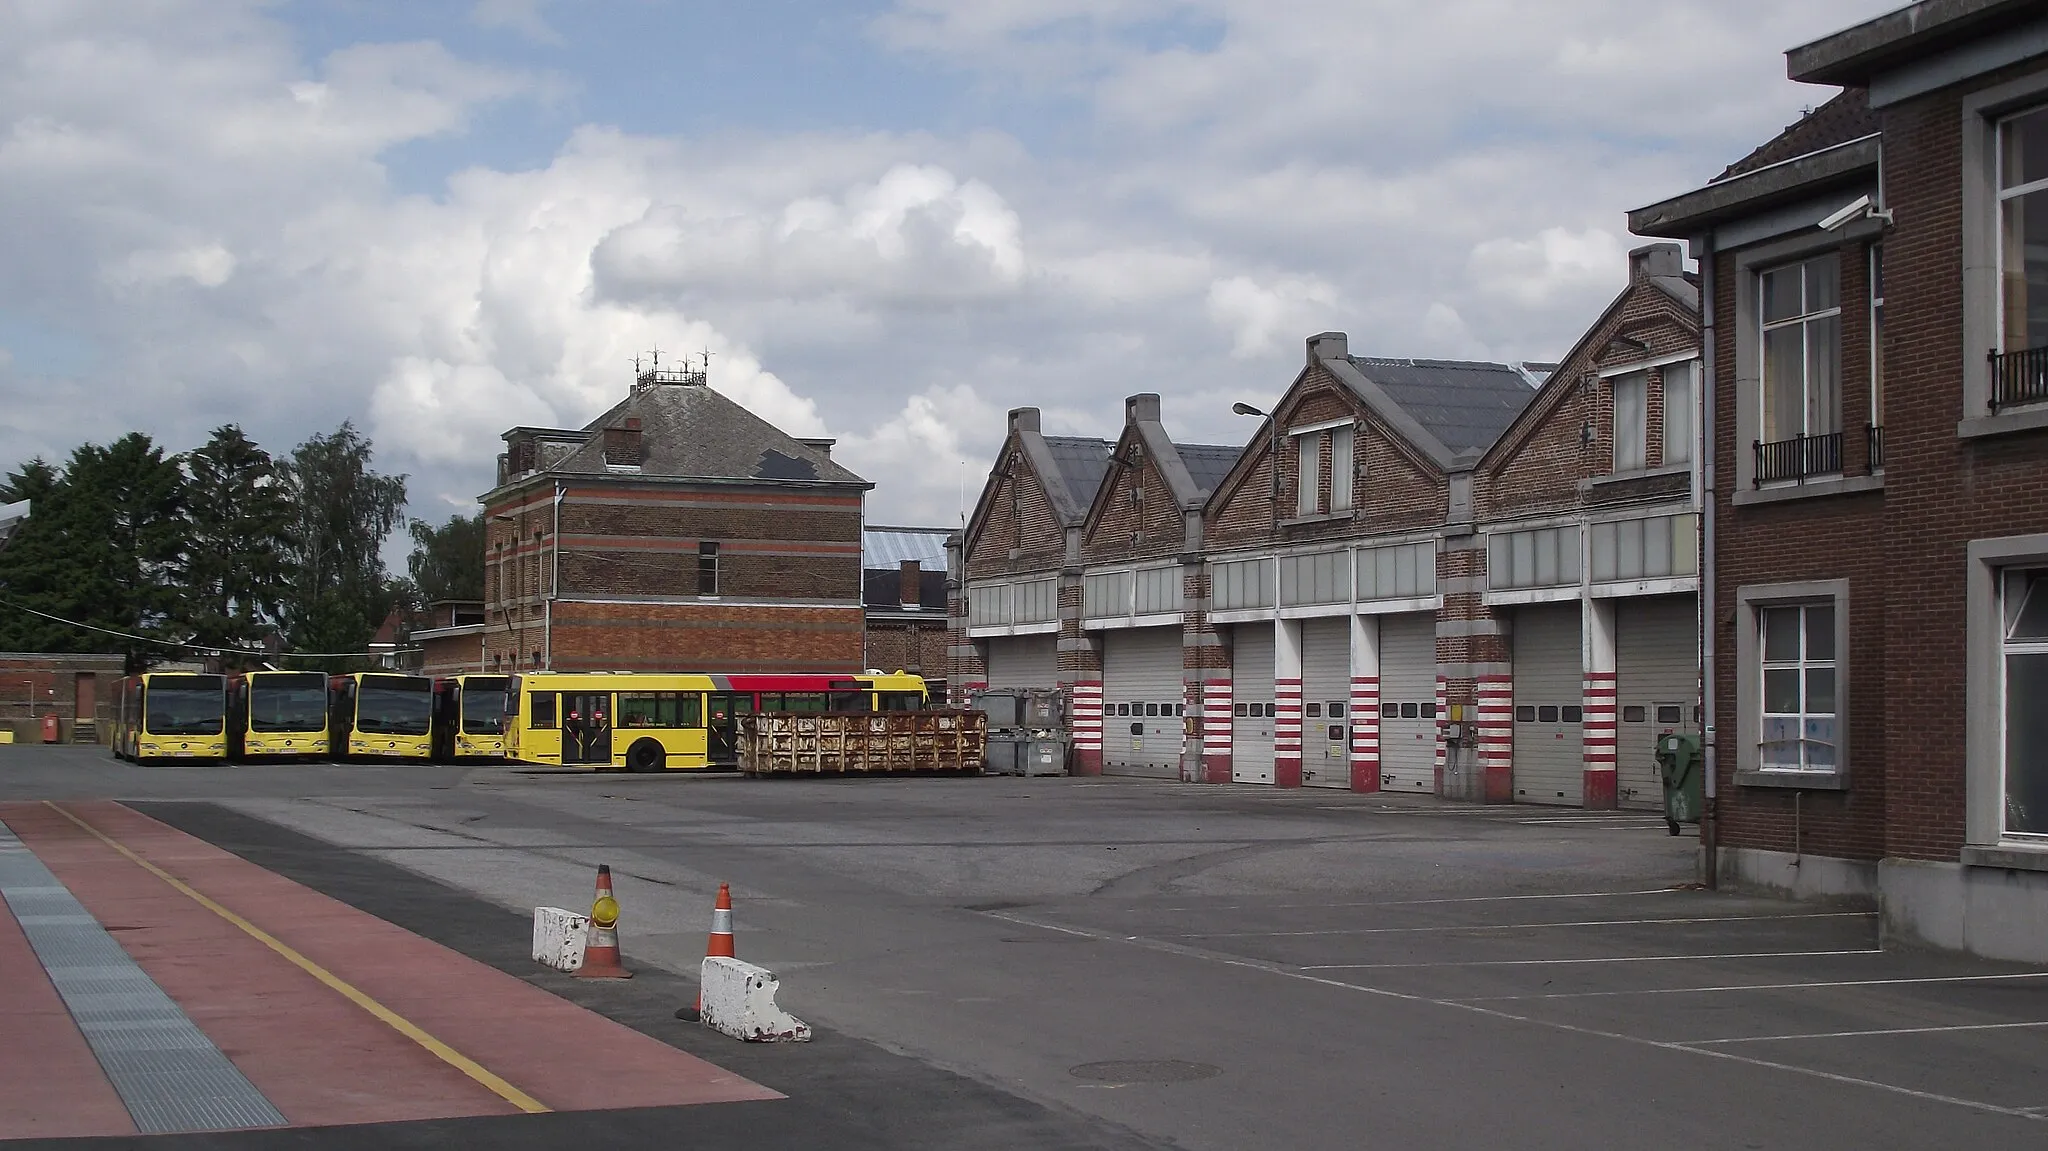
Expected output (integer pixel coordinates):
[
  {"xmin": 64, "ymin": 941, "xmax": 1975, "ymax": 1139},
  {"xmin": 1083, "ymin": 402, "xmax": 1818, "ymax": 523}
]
[
  {"xmin": 110, "ymin": 671, "xmax": 511, "ymax": 765},
  {"xmin": 109, "ymin": 669, "xmax": 933, "ymax": 772}
]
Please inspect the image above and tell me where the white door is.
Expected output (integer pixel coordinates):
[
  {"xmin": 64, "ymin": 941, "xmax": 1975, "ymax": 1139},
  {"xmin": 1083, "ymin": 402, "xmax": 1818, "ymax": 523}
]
[
  {"xmin": 985, "ymin": 634, "xmax": 1057, "ymax": 689},
  {"xmin": 1616, "ymin": 595, "xmax": 1699, "ymax": 810},
  {"xmin": 1300, "ymin": 617, "xmax": 1352, "ymax": 789},
  {"xmin": 1232, "ymin": 624, "xmax": 1275, "ymax": 785},
  {"xmin": 1512, "ymin": 603, "xmax": 1585, "ymax": 806},
  {"xmin": 1103, "ymin": 627, "xmax": 1185, "ymax": 779},
  {"xmin": 1378, "ymin": 613, "xmax": 1437, "ymax": 794}
]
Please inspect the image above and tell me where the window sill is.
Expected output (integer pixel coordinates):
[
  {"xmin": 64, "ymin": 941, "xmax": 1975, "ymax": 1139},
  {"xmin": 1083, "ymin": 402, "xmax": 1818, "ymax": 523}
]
[
  {"xmin": 1958, "ymin": 405, "xmax": 2048, "ymax": 440},
  {"xmin": 1960, "ymin": 844, "xmax": 2048, "ymax": 873},
  {"xmin": 1280, "ymin": 511, "xmax": 1355, "ymax": 528},
  {"xmin": 1734, "ymin": 769, "xmax": 1848, "ymax": 791},
  {"xmin": 1731, "ymin": 474, "xmax": 1883, "ymax": 507},
  {"xmin": 1583, "ymin": 463, "xmax": 1693, "ymax": 490}
]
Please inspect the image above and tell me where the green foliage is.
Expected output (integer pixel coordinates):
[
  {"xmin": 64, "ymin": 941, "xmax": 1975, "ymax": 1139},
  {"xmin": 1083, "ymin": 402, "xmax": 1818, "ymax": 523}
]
[
  {"xmin": 179, "ymin": 425, "xmax": 294, "ymax": 654},
  {"xmin": 406, "ymin": 512, "xmax": 485, "ymax": 605},
  {"xmin": 276, "ymin": 422, "xmax": 408, "ymax": 670}
]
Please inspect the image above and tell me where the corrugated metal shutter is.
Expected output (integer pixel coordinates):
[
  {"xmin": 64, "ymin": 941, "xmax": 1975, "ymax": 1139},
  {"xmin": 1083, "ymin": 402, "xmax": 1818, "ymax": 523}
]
[
  {"xmin": 985, "ymin": 634, "xmax": 1057, "ymax": 689},
  {"xmin": 1512, "ymin": 603, "xmax": 1584, "ymax": 806},
  {"xmin": 1232, "ymin": 624, "xmax": 1275, "ymax": 785},
  {"xmin": 1103, "ymin": 627, "xmax": 1185, "ymax": 779},
  {"xmin": 1300, "ymin": 618, "xmax": 1352, "ymax": 789},
  {"xmin": 1616, "ymin": 595, "xmax": 1699, "ymax": 810},
  {"xmin": 1379, "ymin": 613, "xmax": 1436, "ymax": 794}
]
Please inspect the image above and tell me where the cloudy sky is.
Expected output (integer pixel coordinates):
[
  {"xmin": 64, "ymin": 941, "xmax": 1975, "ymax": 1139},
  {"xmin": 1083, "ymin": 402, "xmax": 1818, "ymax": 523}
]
[{"xmin": 2, "ymin": 0, "xmax": 1887, "ymax": 543}]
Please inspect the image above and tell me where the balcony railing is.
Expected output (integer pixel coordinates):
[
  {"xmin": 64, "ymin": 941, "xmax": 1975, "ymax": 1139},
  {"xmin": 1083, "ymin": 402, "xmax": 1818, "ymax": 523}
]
[
  {"xmin": 1990, "ymin": 346, "xmax": 2048, "ymax": 409},
  {"xmin": 1753, "ymin": 431, "xmax": 1842, "ymax": 485},
  {"xmin": 1867, "ymin": 423, "xmax": 1884, "ymax": 471}
]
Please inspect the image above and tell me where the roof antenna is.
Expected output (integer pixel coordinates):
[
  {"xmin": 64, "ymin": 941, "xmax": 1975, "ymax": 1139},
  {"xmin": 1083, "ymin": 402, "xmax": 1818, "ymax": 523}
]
[
  {"xmin": 700, "ymin": 347, "xmax": 715, "ymax": 376},
  {"xmin": 649, "ymin": 341, "xmax": 661, "ymax": 369}
]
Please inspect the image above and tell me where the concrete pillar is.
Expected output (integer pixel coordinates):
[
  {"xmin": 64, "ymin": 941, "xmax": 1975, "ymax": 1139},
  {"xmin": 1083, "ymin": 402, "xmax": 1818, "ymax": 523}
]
[
  {"xmin": 1059, "ymin": 575, "xmax": 1103, "ymax": 775},
  {"xmin": 1275, "ymin": 617, "xmax": 1303, "ymax": 788},
  {"xmin": 1583, "ymin": 596, "xmax": 1619, "ymax": 809},
  {"xmin": 1349, "ymin": 613, "xmax": 1381, "ymax": 792},
  {"xmin": 944, "ymin": 533, "xmax": 982, "ymax": 705},
  {"xmin": 1183, "ymin": 561, "xmax": 1231, "ymax": 783}
]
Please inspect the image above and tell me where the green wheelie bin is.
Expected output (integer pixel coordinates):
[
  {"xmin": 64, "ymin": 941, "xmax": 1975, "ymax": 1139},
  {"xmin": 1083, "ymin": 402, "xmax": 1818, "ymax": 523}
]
[{"xmin": 1653, "ymin": 732, "xmax": 1704, "ymax": 836}]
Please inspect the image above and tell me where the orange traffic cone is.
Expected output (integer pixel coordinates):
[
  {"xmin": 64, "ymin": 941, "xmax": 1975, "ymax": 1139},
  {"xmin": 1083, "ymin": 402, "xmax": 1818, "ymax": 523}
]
[
  {"xmin": 691, "ymin": 883, "xmax": 736, "ymax": 1016},
  {"xmin": 575, "ymin": 864, "xmax": 633, "ymax": 980}
]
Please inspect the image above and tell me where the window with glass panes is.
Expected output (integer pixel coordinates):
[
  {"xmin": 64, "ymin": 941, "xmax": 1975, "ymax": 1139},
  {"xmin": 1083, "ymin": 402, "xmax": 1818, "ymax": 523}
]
[
  {"xmin": 1759, "ymin": 256, "xmax": 1841, "ymax": 442},
  {"xmin": 1612, "ymin": 370, "xmax": 1648, "ymax": 472},
  {"xmin": 1759, "ymin": 604, "xmax": 1836, "ymax": 773},
  {"xmin": 1999, "ymin": 106, "xmax": 2048, "ymax": 356},
  {"xmin": 1663, "ymin": 361, "xmax": 1695, "ymax": 466},
  {"xmin": 2001, "ymin": 570, "xmax": 2048, "ymax": 838}
]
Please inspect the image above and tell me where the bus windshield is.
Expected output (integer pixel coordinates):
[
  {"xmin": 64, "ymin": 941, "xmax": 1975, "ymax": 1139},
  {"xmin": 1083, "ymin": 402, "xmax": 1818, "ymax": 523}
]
[
  {"xmin": 250, "ymin": 673, "xmax": 327, "ymax": 732},
  {"xmin": 461, "ymin": 678, "xmax": 508, "ymax": 734},
  {"xmin": 357, "ymin": 676, "xmax": 431, "ymax": 735},
  {"xmin": 145, "ymin": 678, "xmax": 226, "ymax": 735}
]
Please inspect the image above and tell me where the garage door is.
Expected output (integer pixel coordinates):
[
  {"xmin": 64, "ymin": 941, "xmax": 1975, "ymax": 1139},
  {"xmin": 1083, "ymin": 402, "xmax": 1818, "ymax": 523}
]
[
  {"xmin": 985, "ymin": 634, "xmax": 1057, "ymax": 689},
  {"xmin": 1232, "ymin": 624, "xmax": 1275, "ymax": 785},
  {"xmin": 1378, "ymin": 613, "xmax": 1436, "ymax": 794},
  {"xmin": 1513, "ymin": 603, "xmax": 1584, "ymax": 806},
  {"xmin": 1300, "ymin": 618, "xmax": 1352, "ymax": 789},
  {"xmin": 1103, "ymin": 627, "xmax": 1184, "ymax": 778},
  {"xmin": 1616, "ymin": 595, "xmax": 1699, "ymax": 810}
]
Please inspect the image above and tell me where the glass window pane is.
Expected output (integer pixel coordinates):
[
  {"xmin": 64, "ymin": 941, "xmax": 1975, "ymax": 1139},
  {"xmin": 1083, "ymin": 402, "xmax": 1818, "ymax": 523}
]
[
  {"xmin": 1591, "ymin": 522, "xmax": 1617, "ymax": 582},
  {"xmin": 1330, "ymin": 426, "xmax": 1354, "ymax": 511},
  {"xmin": 1764, "ymin": 669, "xmax": 1802, "ymax": 714},
  {"xmin": 1663, "ymin": 362, "xmax": 1694, "ymax": 465},
  {"xmin": 2002, "ymin": 106, "xmax": 2048, "ymax": 190},
  {"xmin": 1806, "ymin": 667, "xmax": 1837, "ymax": 715},
  {"xmin": 1512, "ymin": 532, "xmax": 1534, "ymax": 587},
  {"xmin": 1762, "ymin": 265, "xmax": 1802, "ymax": 323},
  {"xmin": 1380, "ymin": 546, "xmax": 1400, "ymax": 597},
  {"xmin": 1396, "ymin": 543, "xmax": 1418, "ymax": 595},
  {"xmin": 1486, "ymin": 537, "xmax": 1506, "ymax": 590},
  {"xmin": 1804, "ymin": 718, "xmax": 1838, "ymax": 771},
  {"xmin": 1535, "ymin": 529, "xmax": 1558, "ymax": 586},
  {"xmin": 1805, "ymin": 255, "xmax": 1840, "ymax": 312},
  {"xmin": 2002, "ymin": 186, "xmax": 2048, "ymax": 354},
  {"xmin": 2012, "ymin": 573, "xmax": 2048, "ymax": 640},
  {"xmin": 2006, "ymin": 652, "xmax": 2048, "ymax": 835},
  {"xmin": 1805, "ymin": 605, "xmax": 1836, "ymax": 661},
  {"xmin": 1613, "ymin": 372, "xmax": 1647, "ymax": 472},
  {"xmin": 1617, "ymin": 519, "xmax": 1644, "ymax": 580},
  {"xmin": 1644, "ymin": 517, "xmax": 1672, "ymax": 579},
  {"xmin": 1673, "ymin": 514, "xmax": 1698, "ymax": 575},
  {"xmin": 1763, "ymin": 325, "xmax": 1806, "ymax": 443},
  {"xmin": 1807, "ymin": 314, "xmax": 1841, "ymax": 436},
  {"xmin": 1296, "ymin": 433, "xmax": 1318, "ymax": 516},
  {"xmin": 1763, "ymin": 606, "xmax": 1802, "ymax": 662}
]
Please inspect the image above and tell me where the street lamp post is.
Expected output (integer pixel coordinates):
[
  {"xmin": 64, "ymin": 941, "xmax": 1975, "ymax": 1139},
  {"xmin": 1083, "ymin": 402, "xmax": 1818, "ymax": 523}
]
[{"xmin": 1232, "ymin": 401, "xmax": 1281, "ymax": 531}]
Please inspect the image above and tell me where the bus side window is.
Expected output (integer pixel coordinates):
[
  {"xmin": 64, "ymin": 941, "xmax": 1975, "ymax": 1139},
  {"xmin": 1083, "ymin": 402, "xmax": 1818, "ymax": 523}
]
[{"xmin": 530, "ymin": 693, "xmax": 558, "ymax": 729}]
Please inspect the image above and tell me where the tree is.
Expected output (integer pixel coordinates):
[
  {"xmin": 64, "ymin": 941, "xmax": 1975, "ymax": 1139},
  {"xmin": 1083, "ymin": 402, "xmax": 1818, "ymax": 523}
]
[
  {"xmin": 276, "ymin": 423, "xmax": 407, "ymax": 665},
  {"xmin": 0, "ymin": 458, "xmax": 85, "ymax": 652},
  {"xmin": 178, "ymin": 425, "xmax": 294, "ymax": 654},
  {"xmin": 406, "ymin": 512, "xmax": 485, "ymax": 605}
]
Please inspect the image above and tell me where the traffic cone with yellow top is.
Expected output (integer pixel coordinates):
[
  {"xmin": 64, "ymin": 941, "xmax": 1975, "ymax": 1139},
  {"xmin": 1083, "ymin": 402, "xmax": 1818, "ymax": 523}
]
[{"xmin": 575, "ymin": 864, "xmax": 633, "ymax": 979}]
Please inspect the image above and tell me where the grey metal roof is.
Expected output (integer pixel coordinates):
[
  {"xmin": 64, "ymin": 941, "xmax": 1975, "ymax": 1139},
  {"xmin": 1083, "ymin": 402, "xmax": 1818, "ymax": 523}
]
[
  {"xmin": 1345, "ymin": 357, "xmax": 1540, "ymax": 456},
  {"xmin": 1041, "ymin": 436, "xmax": 1112, "ymax": 524},
  {"xmin": 1176, "ymin": 444, "xmax": 1242, "ymax": 498},
  {"xmin": 551, "ymin": 382, "xmax": 870, "ymax": 486},
  {"xmin": 864, "ymin": 526, "xmax": 950, "ymax": 568}
]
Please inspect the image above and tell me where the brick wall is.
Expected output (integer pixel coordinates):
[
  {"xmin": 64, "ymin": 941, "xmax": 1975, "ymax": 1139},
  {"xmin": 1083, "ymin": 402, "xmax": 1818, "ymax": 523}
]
[
  {"xmin": 544, "ymin": 602, "xmax": 863, "ymax": 673},
  {"xmin": 1082, "ymin": 430, "xmax": 1191, "ymax": 564},
  {"xmin": 0, "ymin": 654, "xmax": 122, "ymax": 743},
  {"xmin": 966, "ymin": 449, "xmax": 1067, "ymax": 579}
]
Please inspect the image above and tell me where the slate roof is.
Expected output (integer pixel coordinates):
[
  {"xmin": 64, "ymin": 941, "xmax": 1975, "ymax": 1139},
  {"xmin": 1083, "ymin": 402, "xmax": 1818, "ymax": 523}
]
[
  {"xmin": 1345, "ymin": 358, "xmax": 1540, "ymax": 456},
  {"xmin": 547, "ymin": 381, "xmax": 869, "ymax": 486},
  {"xmin": 1041, "ymin": 436, "xmax": 1113, "ymax": 524},
  {"xmin": 1176, "ymin": 444, "xmax": 1242, "ymax": 498},
  {"xmin": 1716, "ymin": 88, "xmax": 1878, "ymax": 182},
  {"xmin": 864, "ymin": 526, "xmax": 949, "ymax": 568},
  {"xmin": 862, "ymin": 568, "xmax": 949, "ymax": 611}
]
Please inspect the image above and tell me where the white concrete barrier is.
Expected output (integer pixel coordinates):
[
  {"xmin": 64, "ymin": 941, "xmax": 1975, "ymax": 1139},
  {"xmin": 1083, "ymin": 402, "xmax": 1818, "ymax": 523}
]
[
  {"xmin": 532, "ymin": 906, "xmax": 589, "ymax": 972},
  {"xmin": 699, "ymin": 956, "xmax": 811, "ymax": 1042}
]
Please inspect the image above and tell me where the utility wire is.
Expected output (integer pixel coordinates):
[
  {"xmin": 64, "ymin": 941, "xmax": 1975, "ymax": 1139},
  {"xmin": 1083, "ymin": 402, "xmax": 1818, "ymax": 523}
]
[{"xmin": 0, "ymin": 595, "xmax": 420, "ymax": 660}]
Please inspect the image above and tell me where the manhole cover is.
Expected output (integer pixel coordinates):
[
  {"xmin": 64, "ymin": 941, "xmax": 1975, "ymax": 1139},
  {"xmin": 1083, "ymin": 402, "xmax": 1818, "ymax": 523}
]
[{"xmin": 1069, "ymin": 1060, "xmax": 1220, "ymax": 1084}]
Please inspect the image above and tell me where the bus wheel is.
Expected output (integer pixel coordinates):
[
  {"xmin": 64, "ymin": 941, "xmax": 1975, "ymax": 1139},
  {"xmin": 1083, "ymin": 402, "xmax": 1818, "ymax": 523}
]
[{"xmin": 625, "ymin": 739, "xmax": 666, "ymax": 773}]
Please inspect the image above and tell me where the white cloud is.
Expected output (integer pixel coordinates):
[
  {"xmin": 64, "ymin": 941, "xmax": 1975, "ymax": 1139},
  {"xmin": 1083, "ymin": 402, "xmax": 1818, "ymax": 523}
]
[
  {"xmin": 471, "ymin": 0, "xmax": 564, "ymax": 46},
  {"xmin": 1468, "ymin": 227, "xmax": 1633, "ymax": 309},
  {"xmin": 111, "ymin": 244, "xmax": 237, "ymax": 288},
  {"xmin": 1206, "ymin": 275, "xmax": 1339, "ymax": 359}
]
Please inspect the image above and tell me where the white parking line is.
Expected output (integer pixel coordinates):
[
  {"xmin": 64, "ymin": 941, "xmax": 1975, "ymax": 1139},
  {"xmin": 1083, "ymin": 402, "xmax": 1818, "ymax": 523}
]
[
  {"xmin": 1456, "ymin": 970, "xmax": 2048, "ymax": 1001},
  {"xmin": 1684, "ymin": 1020, "xmax": 2048, "ymax": 1045},
  {"xmin": 1300, "ymin": 949, "xmax": 1884, "ymax": 970},
  {"xmin": 1152, "ymin": 888, "xmax": 1683, "ymax": 913},
  {"xmin": 978, "ymin": 910, "xmax": 2045, "ymax": 1123},
  {"xmin": 1181, "ymin": 911, "xmax": 1870, "ymax": 938}
]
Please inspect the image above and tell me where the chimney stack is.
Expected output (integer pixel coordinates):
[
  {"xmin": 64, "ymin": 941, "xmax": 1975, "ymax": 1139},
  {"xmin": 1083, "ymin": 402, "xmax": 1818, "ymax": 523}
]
[
  {"xmin": 1630, "ymin": 242, "xmax": 1682, "ymax": 282},
  {"xmin": 603, "ymin": 418, "xmax": 643, "ymax": 467},
  {"xmin": 798, "ymin": 437, "xmax": 835, "ymax": 459},
  {"xmin": 899, "ymin": 560, "xmax": 922, "ymax": 609}
]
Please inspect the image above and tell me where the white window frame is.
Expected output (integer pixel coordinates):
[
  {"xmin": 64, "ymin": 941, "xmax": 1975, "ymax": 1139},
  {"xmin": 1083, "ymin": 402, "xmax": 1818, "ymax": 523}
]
[
  {"xmin": 1868, "ymin": 244, "xmax": 1884, "ymax": 441},
  {"xmin": 1998, "ymin": 568, "xmax": 2048, "ymax": 843},
  {"xmin": 1612, "ymin": 370, "xmax": 1648, "ymax": 473},
  {"xmin": 1758, "ymin": 254, "xmax": 1843, "ymax": 446},
  {"xmin": 1967, "ymin": 535, "xmax": 2048, "ymax": 856},
  {"xmin": 1960, "ymin": 76, "xmax": 2048, "ymax": 435},
  {"xmin": 1329, "ymin": 423, "xmax": 1355, "ymax": 512},
  {"xmin": 1294, "ymin": 431, "xmax": 1319, "ymax": 517},
  {"xmin": 1662, "ymin": 360, "xmax": 1695, "ymax": 468},
  {"xmin": 1734, "ymin": 580, "xmax": 1850, "ymax": 789},
  {"xmin": 1757, "ymin": 603, "xmax": 1838, "ymax": 775},
  {"xmin": 1996, "ymin": 104, "xmax": 2048, "ymax": 359}
]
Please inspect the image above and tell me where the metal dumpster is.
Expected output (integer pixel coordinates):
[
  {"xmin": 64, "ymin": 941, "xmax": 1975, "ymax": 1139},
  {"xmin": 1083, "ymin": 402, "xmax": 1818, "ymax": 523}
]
[
  {"xmin": 1653, "ymin": 731, "xmax": 1704, "ymax": 836},
  {"xmin": 739, "ymin": 710, "xmax": 987, "ymax": 776}
]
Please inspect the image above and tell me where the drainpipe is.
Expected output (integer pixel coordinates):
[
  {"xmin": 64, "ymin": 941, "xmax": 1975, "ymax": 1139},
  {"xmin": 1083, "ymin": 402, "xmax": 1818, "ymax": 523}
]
[
  {"xmin": 1698, "ymin": 235, "xmax": 1720, "ymax": 890},
  {"xmin": 546, "ymin": 482, "xmax": 563, "ymax": 670}
]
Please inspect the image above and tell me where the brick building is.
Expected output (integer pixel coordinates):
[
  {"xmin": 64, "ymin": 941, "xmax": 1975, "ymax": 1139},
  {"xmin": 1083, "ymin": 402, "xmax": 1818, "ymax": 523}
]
[
  {"xmin": 951, "ymin": 271, "xmax": 1701, "ymax": 797},
  {"xmin": 862, "ymin": 526, "xmax": 950, "ymax": 696},
  {"xmin": 1630, "ymin": 0, "xmax": 2048, "ymax": 959},
  {"xmin": 481, "ymin": 364, "xmax": 873, "ymax": 674},
  {"xmin": 409, "ymin": 600, "xmax": 485, "ymax": 678},
  {"xmin": 0, "ymin": 652, "xmax": 121, "ymax": 744}
]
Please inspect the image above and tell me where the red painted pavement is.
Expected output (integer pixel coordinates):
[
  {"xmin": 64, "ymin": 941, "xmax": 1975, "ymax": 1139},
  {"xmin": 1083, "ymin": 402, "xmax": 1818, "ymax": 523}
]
[
  {"xmin": 1, "ymin": 800, "xmax": 779, "ymax": 1133},
  {"xmin": 0, "ymin": 876, "xmax": 137, "ymax": 1141}
]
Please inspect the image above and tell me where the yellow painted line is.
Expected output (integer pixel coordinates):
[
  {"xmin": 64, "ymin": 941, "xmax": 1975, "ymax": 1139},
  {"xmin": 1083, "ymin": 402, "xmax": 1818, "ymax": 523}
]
[{"xmin": 43, "ymin": 802, "xmax": 550, "ymax": 1115}]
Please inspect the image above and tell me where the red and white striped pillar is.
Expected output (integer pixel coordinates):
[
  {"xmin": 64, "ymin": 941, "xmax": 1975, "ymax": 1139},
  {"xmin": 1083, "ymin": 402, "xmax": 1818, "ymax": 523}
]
[
  {"xmin": 1202, "ymin": 679, "xmax": 1233, "ymax": 783},
  {"xmin": 1432, "ymin": 673, "xmax": 1449, "ymax": 795},
  {"xmin": 1070, "ymin": 680, "xmax": 1103, "ymax": 773},
  {"xmin": 1476, "ymin": 673, "xmax": 1514, "ymax": 793},
  {"xmin": 1348, "ymin": 614, "xmax": 1380, "ymax": 792},
  {"xmin": 1582, "ymin": 598, "xmax": 1618, "ymax": 808},
  {"xmin": 1274, "ymin": 619, "xmax": 1303, "ymax": 788}
]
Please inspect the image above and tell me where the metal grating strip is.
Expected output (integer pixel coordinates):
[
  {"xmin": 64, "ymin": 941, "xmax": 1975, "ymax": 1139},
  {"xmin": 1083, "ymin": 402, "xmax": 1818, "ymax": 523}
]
[{"xmin": 0, "ymin": 820, "xmax": 287, "ymax": 1134}]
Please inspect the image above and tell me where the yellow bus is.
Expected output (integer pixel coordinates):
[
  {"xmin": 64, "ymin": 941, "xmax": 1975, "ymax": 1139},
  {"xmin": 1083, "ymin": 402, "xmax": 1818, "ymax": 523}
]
[
  {"xmin": 230, "ymin": 670, "xmax": 330, "ymax": 760},
  {"xmin": 113, "ymin": 673, "xmax": 229, "ymax": 763},
  {"xmin": 502, "ymin": 671, "xmax": 929, "ymax": 772},
  {"xmin": 433, "ymin": 674, "xmax": 511, "ymax": 762},
  {"xmin": 328, "ymin": 672, "xmax": 435, "ymax": 761}
]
